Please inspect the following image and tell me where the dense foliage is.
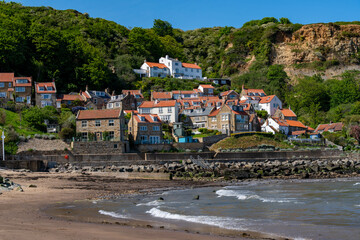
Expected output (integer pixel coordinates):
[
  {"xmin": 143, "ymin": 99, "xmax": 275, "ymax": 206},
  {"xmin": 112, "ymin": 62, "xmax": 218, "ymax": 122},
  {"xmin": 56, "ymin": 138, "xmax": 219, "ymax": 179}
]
[{"xmin": 0, "ymin": 2, "xmax": 359, "ymax": 134}]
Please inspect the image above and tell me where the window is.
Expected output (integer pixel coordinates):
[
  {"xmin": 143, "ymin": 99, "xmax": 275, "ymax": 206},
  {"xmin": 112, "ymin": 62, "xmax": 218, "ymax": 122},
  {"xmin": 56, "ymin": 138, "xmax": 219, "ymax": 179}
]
[
  {"xmin": 109, "ymin": 119, "xmax": 114, "ymax": 126},
  {"xmin": 197, "ymin": 69, "xmax": 199, "ymax": 73},
  {"xmin": 221, "ymin": 80, "xmax": 226, "ymax": 84},
  {"xmin": 221, "ymin": 115, "xmax": 229, "ymax": 121},
  {"xmin": 211, "ymin": 117, "xmax": 217, "ymax": 122},
  {"xmin": 41, "ymin": 101, "xmax": 52, "ymax": 107},
  {"xmin": 0, "ymin": 92, "xmax": 6, "ymax": 97},
  {"xmin": 115, "ymin": 102, "xmax": 120, "ymax": 107},
  {"xmin": 153, "ymin": 126, "xmax": 160, "ymax": 131},
  {"xmin": 8, "ymin": 83, "xmax": 11, "ymax": 87},
  {"xmin": 94, "ymin": 98, "xmax": 97, "ymax": 104},
  {"xmin": 41, "ymin": 94, "xmax": 51, "ymax": 99},
  {"xmin": 141, "ymin": 108, "xmax": 150, "ymax": 113},
  {"xmin": 108, "ymin": 103, "xmax": 113, "ymax": 109},
  {"xmin": 15, "ymin": 97, "xmax": 24, "ymax": 103},
  {"xmin": 159, "ymin": 107, "xmax": 163, "ymax": 113},
  {"xmin": 16, "ymin": 79, "xmax": 28, "ymax": 84},
  {"xmin": 82, "ymin": 120, "xmax": 87, "ymax": 127},
  {"xmin": 140, "ymin": 135, "xmax": 148, "ymax": 143},
  {"xmin": 140, "ymin": 126, "xmax": 147, "ymax": 131},
  {"xmin": 0, "ymin": 83, "xmax": 4, "ymax": 88},
  {"xmin": 95, "ymin": 120, "xmax": 101, "ymax": 126},
  {"xmin": 191, "ymin": 69, "xmax": 193, "ymax": 72},
  {"xmin": 81, "ymin": 132, "xmax": 88, "ymax": 141},
  {"xmin": 15, "ymin": 87, "xmax": 25, "ymax": 92},
  {"xmin": 39, "ymin": 86, "xmax": 45, "ymax": 91},
  {"xmin": 47, "ymin": 86, "xmax": 53, "ymax": 91},
  {"xmin": 175, "ymin": 62, "xmax": 179, "ymax": 66},
  {"xmin": 167, "ymin": 107, "xmax": 172, "ymax": 113},
  {"xmin": 185, "ymin": 68, "xmax": 188, "ymax": 72},
  {"xmin": 160, "ymin": 115, "xmax": 170, "ymax": 121},
  {"xmin": 109, "ymin": 131, "xmax": 114, "ymax": 139},
  {"xmin": 222, "ymin": 124, "xmax": 229, "ymax": 130}
]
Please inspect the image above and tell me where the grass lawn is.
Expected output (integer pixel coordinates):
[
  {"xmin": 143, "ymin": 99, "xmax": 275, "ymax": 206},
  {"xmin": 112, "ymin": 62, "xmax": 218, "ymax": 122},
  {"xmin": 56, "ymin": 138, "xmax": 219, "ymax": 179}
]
[
  {"xmin": 1, "ymin": 109, "xmax": 44, "ymax": 136},
  {"xmin": 210, "ymin": 134, "xmax": 292, "ymax": 151}
]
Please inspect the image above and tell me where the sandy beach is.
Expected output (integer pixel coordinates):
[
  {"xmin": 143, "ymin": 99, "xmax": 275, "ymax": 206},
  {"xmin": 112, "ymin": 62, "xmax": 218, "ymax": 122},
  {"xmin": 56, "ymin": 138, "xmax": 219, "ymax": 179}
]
[{"xmin": 0, "ymin": 170, "xmax": 281, "ymax": 240}]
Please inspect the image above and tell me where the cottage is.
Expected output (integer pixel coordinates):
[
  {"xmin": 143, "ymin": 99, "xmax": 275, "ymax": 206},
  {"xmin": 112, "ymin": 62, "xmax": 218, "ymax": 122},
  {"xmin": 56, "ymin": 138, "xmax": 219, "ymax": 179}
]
[
  {"xmin": 315, "ymin": 122, "xmax": 343, "ymax": 133},
  {"xmin": 138, "ymin": 100, "xmax": 179, "ymax": 123},
  {"xmin": 197, "ymin": 84, "xmax": 214, "ymax": 96},
  {"xmin": 273, "ymin": 108, "xmax": 297, "ymax": 120},
  {"xmin": 107, "ymin": 92, "xmax": 141, "ymax": 110},
  {"xmin": 134, "ymin": 55, "xmax": 202, "ymax": 79},
  {"xmin": 220, "ymin": 90, "xmax": 239, "ymax": 101},
  {"xmin": 240, "ymin": 85, "xmax": 266, "ymax": 98},
  {"xmin": 180, "ymin": 107, "xmax": 214, "ymax": 129},
  {"xmin": 81, "ymin": 87, "xmax": 111, "ymax": 110},
  {"xmin": 259, "ymin": 95, "xmax": 283, "ymax": 116},
  {"xmin": 0, "ymin": 73, "xmax": 32, "ymax": 105},
  {"xmin": 262, "ymin": 117, "xmax": 308, "ymax": 135},
  {"xmin": 56, "ymin": 94, "xmax": 85, "ymax": 108},
  {"xmin": 208, "ymin": 105, "xmax": 249, "ymax": 133},
  {"xmin": 128, "ymin": 113, "xmax": 162, "ymax": 144},
  {"xmin": 151, "ymin": 91, "xmax": 173, "ymax": 101},
  {"xmin": 35, "ymin": 81, "xmax": 57, "ymax": 108},
  {"xmin": 76, "ymin": 108, "xmax": 125, "ymax": 142}
]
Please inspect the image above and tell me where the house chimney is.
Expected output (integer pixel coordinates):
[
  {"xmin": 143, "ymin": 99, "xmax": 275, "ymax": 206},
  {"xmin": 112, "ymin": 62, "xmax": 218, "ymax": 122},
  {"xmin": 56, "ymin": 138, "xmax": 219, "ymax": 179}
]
[
  {"xmin": 242, "ymin": 84, "xmax": 245, "ymax": 90},
  {"xmin": 144, "ymin": 59, "xmax": 147, "ymax": 63},
  {"xmin": 105, "ymin": 88, "xmax": 109, "ymax": 94},
  {"xmin": 86, "ymin": 85, "xmax": 88, "ymax": 91},
  {"xmin": 112, "ymin": 90, "xmax": 115, "ymax": 96},
  {"xmin": 166, "ymin": 55, "xmax": 169, "ymax": 59}
]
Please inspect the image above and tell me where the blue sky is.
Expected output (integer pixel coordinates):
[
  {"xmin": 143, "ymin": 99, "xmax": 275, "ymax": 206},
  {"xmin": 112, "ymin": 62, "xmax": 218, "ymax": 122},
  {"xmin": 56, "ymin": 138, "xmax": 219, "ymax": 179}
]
[{"xmin": 8, "ymin": 0, "xmax": 360, "ymax": 30}]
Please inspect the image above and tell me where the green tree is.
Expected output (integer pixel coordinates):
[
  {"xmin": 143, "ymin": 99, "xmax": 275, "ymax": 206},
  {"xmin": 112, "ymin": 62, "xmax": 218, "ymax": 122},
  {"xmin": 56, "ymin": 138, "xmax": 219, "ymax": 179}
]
[
  {"xmin": 280, "ymin": 18, "xmax": 292, "ymax": 24},
  {"xmin": 152, "ymin": 19, "xmax": 173, "ymax": 37}
]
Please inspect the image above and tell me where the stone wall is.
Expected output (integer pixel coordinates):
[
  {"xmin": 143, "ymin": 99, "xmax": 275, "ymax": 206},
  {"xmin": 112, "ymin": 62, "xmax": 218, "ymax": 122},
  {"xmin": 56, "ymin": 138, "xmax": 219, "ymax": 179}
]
[
  {"xmin": 72, "ymin": 141, "xmax": 126, "ymax": 154},
  {"xmin": 196, "ymin": 134, "xmax": 227, "ymax": 145},
  {"xmin": 172, "ymin": 142, "xmax": 206, "ymax": 151},
  {"xmin": 137, "ymin": 144, "xmax": 172, "ymax": 153}
]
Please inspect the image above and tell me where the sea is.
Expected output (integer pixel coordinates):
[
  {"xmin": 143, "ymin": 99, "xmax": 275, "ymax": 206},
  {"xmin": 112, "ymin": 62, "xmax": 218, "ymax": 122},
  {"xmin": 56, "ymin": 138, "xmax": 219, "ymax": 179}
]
[{"xmin": 61, "ymin": 178, "xmax": 360, "ymax": 240}]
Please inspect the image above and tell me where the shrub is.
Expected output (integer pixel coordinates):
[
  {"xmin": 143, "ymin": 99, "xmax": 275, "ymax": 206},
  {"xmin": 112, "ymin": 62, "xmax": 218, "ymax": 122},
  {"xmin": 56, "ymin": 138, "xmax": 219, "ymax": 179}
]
[
  {"xmin": 0, "ymin": 109, "xmax": 6, "ymax": 125},
  {"xmin": 59, "ymin": 128, "xmax": 74, "ymax": 140}
]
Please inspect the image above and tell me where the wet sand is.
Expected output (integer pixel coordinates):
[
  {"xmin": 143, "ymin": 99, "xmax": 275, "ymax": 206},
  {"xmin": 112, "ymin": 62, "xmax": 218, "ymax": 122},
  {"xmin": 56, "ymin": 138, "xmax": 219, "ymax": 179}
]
[{"xmin": 0, "ymin": 170, "xmax": 286, "ymax": 240}]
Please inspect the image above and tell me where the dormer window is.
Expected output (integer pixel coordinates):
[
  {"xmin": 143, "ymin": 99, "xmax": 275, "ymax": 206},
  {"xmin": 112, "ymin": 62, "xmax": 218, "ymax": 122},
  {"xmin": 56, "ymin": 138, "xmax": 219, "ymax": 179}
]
[
  {"xmin": 39, "ymin": 87, "xmax": 45, "ymax": 91},
  {"xmin": 16, "ymin": 79, "xmax": 28, "ymax": 84},
  {"xmin": 47, "ymin": 86, "xmax": 53, "ymax": 91},
  {"xmin": 153, "ymin": 117, "xmax": 158, "ymax": 121},
  {"xmin": 141, "ymin": 116, "xmax": 146, "ymax": 122}
]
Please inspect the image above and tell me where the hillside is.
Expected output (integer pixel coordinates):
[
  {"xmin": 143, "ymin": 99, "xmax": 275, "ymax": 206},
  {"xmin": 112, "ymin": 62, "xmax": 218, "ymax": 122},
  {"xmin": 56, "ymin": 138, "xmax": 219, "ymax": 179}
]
[{"xmin": 0, "ymin": 2, "xmax": 359, "ymax": 129}]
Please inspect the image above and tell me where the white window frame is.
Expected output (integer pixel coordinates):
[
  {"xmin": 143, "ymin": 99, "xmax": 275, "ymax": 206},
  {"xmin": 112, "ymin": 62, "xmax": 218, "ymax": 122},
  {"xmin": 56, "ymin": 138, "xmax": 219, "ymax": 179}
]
[
  {"xmin": 140, "ymin": 126, "xmax": 147, "ymax": 131},
  {"xmin": 15, "ymin": 87, "xmax": 25, "ymax": 92},
  {"xmin": 109, "ymin": 119, "xmax": 114, "ymax": 126},
  {"xmin": 82, "ymin": 120, "xmax": 87, "ymax": 127},
  {"xmin": 153, "ymin": 126, "xmax": 160, "ymax": 131},
  {"xmin": 167, "ymin": 107, "xmax": 172, "ymax": 113},
  {"xmin": 95, "ymin": 120, "xmax": 101, "ymax": 127}
]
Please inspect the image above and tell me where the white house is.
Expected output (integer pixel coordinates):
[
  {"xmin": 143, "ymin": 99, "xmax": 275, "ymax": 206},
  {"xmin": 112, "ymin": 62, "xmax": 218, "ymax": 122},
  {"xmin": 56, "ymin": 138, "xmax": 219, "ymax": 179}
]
[
  {"xmin": 261, "ymin": 117, "xmax": 289, "ymax": 135},
  {"xmin": 134, "ymin": 55, "xmax": 202, "ymax": 79},
  {"xmin": 138, "ymin": 100, "xmax": 179, "ymax": 123},
  {"xmin": 258, "ymin": 95, "xmax": 282, "ymax": 116}
]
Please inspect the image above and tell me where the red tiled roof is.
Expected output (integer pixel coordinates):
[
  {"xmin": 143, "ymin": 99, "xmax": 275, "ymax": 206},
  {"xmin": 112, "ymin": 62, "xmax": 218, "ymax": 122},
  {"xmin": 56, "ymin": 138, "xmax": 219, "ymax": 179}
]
[
  {"xmin": 14, "ymin": 77, "xmax": 32, "ymax": 87},
  {"xmin": 286, "ymin": 120, "xmax": 307, "ymax": 128},
  {"xmin": 281, "ymin": 108, "xmax": 297, "ymax": 117},
  {"xmin": 182, "ymin": 63, "xmax": 201, "ymax": 69},
  {"xmin": 208, "ymin": 108, "xmax": 220, "ymax": 117},
  {"xmin": 145, "ymin": 62, "xmax": 168, "ymax": 69},
  {"xmin": 7, "ymin": 88, "xmax": 14, "ymax": 92},
  {"xmin": 124, "ymin": 110, "xmax": 138, "ymax": 115},
  {"xmin": 273, "ymin": 118, "xmax": 289, "ymax": 127},
  {"xmin": 122, "ymin": 90, "xmax": 143, "ymax": 98},
  {"xmin": 172, "ymin": 90, "xmax": 197, "ymax": 95},
  {"xmin": 139, "ymin": 100, "xmax": 177, "ymax": 108},
  {"xmin": 243, "ymin": 88, "xmax": 266, "ymax": 95},
  {"xmin": 35, "ymin": 82, "xmax": 56, "ymax": 93},
  {"xmin": 0, "ymin": 73, "xmax": 14, "ymax": 82},
  {"xmin": 152, "ymin": 91, "xmax": 172, "ymax": 99},
  {"xmin": 82, "ymin": 91, "xmax": 91, "ymax": 99},
  {"xmin": 77, "ymin": 109, "xmax": 121, "ymax": 120},
  {"xmin": 199, "ymin": 84, "xmax": 214, "ymax": 89},
  {"xmin": 220, "ymin": 90, "xmax": 238, "ymax": 97},
  {"xmin": 260, "ymin": 95, "xmax": 276, "ymax": 104},
  {"xmin": 315, "ymin": 122, "xmax": 343, "ymax": 132},
  {"xmin": 60, "ymin": 95, "xmax": 85, "ymax": 101},
  {"xmin": 134, "ymin": 114, "xmax": 161, "ymax": 123},
  {"xmin": 291, "ymin": 130, "xmax": 306, "ymax": 136}
]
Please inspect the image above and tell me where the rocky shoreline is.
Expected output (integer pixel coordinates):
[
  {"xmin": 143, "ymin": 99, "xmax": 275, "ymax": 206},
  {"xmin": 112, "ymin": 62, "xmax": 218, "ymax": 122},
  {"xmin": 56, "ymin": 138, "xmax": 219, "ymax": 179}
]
[{"xmin": 51, "ymin": 157, "xmax": 360, "ymax": 180}]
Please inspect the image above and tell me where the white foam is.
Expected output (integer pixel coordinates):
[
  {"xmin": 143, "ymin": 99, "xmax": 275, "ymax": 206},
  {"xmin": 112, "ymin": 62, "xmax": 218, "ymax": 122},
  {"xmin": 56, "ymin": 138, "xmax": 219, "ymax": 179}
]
[
  {"xmin": 146, "ymin": 207, "xmax": 246, "ymax": 230},
  {"xmin": 99, "ymin": 210, "xmax": 128, "ymax": 219},
  {"xmin": 353, "ymin": 182, "xmax": 360, "ymax": 186},
  {"xmin": 136, "ymin": 200, "xmax": 164, "ymax": 207},
  {"xmin": 216, "ymin": 189, "xmax": 295, "ymax": 203}
]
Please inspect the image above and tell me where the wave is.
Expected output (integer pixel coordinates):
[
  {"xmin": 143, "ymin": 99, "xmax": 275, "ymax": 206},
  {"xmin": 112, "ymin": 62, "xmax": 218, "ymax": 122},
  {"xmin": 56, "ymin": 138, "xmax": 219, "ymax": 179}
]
[
  {"xmin": 136, "ymin": 200, "xmax": 164, "ymax": 207},
  {"xmin": 353, "ymin": 182, "xmax": 360, "ymax": 186},
  {"xmin": 146, "ymin": 207, "xmax": 247, "ymax": 230},
  {"xmin": 98, "ymin": 210, "xmax": 128, "ymax": 219},
  {"xmin": 216, "ymin": 189, "xmax": 295, "ymax": 203}
]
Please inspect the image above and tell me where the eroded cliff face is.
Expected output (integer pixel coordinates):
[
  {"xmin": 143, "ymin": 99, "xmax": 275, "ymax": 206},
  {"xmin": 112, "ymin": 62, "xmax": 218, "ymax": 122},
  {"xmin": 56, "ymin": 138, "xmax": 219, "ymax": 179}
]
[{"xmin": 271, "ymin": 24, "xmax": 360, "ymax": 81}]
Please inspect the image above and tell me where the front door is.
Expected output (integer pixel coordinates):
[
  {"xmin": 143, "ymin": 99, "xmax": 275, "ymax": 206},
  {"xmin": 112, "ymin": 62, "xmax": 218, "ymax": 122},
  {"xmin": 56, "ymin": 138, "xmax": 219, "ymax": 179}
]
[{"xmin": 96, "ymin": 132, "xmax": 102, "ymax": 141}]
